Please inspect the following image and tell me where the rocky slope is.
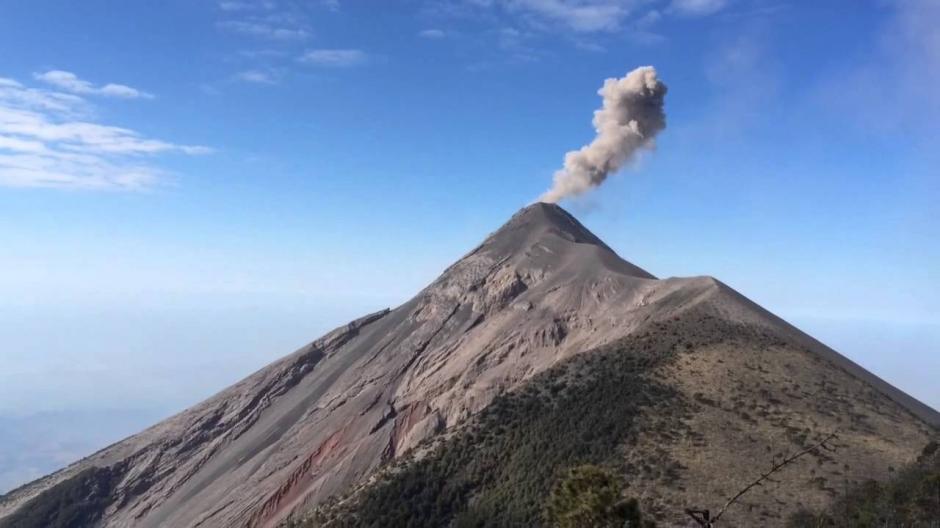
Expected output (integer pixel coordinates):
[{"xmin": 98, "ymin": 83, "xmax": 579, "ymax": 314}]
[{"xmin": 1, "ymin": 203, "xmax": 936, "ymax": 528}]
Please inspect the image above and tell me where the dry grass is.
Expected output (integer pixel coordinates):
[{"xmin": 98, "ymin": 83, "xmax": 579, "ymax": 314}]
[{"xmin": 626, "ymin": 327, "xmax": 934, "ymax": 526}]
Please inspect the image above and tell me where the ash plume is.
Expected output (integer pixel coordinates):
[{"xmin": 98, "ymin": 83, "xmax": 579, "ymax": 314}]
[{"xmin": 539, "ymin": 66, "xmax": 667, "ymax": 203}]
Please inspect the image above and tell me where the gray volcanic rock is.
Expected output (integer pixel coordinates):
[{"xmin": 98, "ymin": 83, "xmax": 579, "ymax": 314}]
[{"xmin": 1, "ymin": 203, "xmax": 936, "ymax": 528}]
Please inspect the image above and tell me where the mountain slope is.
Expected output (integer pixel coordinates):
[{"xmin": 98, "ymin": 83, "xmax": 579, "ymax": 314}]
[
  {"xmin": 1, "ymin": 203, "xmax": 936, "ymax": 528},
  {"xmin": 303, "ymin": 304, "xmax": 936, "ymax": 527}
]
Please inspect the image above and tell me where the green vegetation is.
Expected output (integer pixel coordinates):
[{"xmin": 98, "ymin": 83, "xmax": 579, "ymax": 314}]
[
  {"xmin": 786, "ymin": 440, "xmax": 940, "ymax": 527},
  {"xmin": 295, "ymin": 315, "xmax": 736, "ymax": 528},
  {"xmin": 544, "ymin": 464, "xmax": 654, "ymax": 528},
  {"xmin": 0, "ymin": 465, "xmax": 123, "ymax": 528}
]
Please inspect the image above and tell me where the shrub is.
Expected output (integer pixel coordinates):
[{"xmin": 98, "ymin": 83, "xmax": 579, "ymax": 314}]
[
  {"xmin": 544, "ymin": 465, "xmax": 654, "ymax": 528},
  {"xmin": 785, "ymin": 440, "xmax": 940, "ymax": 527}
]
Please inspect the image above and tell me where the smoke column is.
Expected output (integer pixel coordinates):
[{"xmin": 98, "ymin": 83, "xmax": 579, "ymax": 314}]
[{"xmin": 539, "ymin": 66, "xmax": 667, "ymax": 203}]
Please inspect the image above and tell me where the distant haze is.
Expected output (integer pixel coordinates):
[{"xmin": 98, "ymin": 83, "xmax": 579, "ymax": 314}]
[{"xmin": 540, "ymin": 66, "xmax": 668, "ymax": 203}]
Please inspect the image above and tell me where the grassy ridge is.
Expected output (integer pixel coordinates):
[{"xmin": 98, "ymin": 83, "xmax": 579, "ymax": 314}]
[{"xmin": 295, "ymin": 315, "xmax": 741, "ymax": 528}]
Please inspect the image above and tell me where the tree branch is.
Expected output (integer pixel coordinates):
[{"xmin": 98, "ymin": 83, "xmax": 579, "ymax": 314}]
[{"xmin": 711, "ymin": 431, "xmax": 838, "ymax": 524}]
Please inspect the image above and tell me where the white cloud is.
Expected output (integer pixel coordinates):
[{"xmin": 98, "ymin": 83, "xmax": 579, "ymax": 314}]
[
  {"xmin": 0, "ymin": 75, "xmax": 210, "ymax": 190},
  {"xmin": 0, "ymin": 135, "xmax": 46, "ymax": 153},
  {"xmin": 217, "ymin": 20, "xmax": 310, "ymax": 40},
  {"xmin": 0, "ymin": 77, "xmax": 89, "ymax": 116},
  {"xmin": 299, "ymin": 49, "xmax": 367, "ymax": 66},
  {"xmin": 419, "ymin": 28, "xmax": 447, "ymax": 39},
  {"xmin": 670, "ymin": 0, "xmax": 728, "ymax": 16},
  {"xmin": 235, "ymin": 70, "xmax": 279, "ymax": 84},
  {"xmin": 34, "ymin": 70, "xmax": 153, "ymax": 100},
  {"xmin": 99, "ymin": 84, "xmax": 148, "ymax": 98},
  {"xmin": 0, "ymin": 151, "xmax": 163, "ymax": 190}
]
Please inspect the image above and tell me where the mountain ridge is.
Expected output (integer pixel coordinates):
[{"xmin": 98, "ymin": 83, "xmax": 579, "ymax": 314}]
[{"xmin": 1, "ymin": 203, "xmax": 936, "ymax": 528}]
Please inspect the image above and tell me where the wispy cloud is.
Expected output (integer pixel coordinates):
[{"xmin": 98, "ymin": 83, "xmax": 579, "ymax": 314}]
[
  {"xmin": 218, "ymin": 0, "xmax": 276, "ymax": 11},
  {"xmin": 419, "ymin": 28, "xmax": 447, "ymax": 39},
  {"xmin": 416, "ymin": 0, "xmax": 725, "ymax": 68},
  {"xmin": 0, "ymin": 76, "xmax": 210, "ymax": 190},
  {"xmin": 234, "ymin": 69, "xmax": 279, "ymax": 84},
  {"xmin": 625, "ymin": 8, "xmax": 666, "ymax": 44},
  {"xmin": 33, "ymin": 70, "xmax": 153, "ymax": 100},
  {"xmin": 443, "ymin": 0, "xmax": 645, "ymax": 33},
  {"xmin": 217, "ymin": 20, "xmax": 310, "ymax": 40},
  {"xmin": 237, "ymin": 49, "xmax": 289, "ymax": 59},
  {"xmin": 430, "ymin": 0, "xmax": 730, "ymax": 48},
  {"xmin": 299, "ymin": 49, "xmax": 368, "ymax": 67},
  {"xmin": 215, "ymin": 0, "xmax": 313, "ymax": 41},
  {"xmin": 670, "ymin": 0, "xmax": 729, "ymax": 16},
  {"xmin": 813, "ymin": 0, "xmax": 940, "ymax": 135},
  {"xmin": 692, "ymin": 18, "xmax": 781, "ymax": 139},
  {"xmin": 0, "ymin": 78, "xmax": 87, "ymax": 116},
  {"xmin": 215, "ymin": 1, "xmax": 361, "ymax": 83},
  {"xmin": 508, "ymin": 0, "xmax": 633, "ymax": 32}
]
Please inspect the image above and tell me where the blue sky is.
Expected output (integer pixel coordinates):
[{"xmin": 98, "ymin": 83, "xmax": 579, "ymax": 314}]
[{"xmin": 0, "ymin": 0, "xmax": 937, "ymax": 491}]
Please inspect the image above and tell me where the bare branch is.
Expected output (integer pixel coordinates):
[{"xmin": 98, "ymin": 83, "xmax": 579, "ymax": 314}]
[{"xmin": 710, "ymin": 431, "xmax": 838, "ymax": 524}]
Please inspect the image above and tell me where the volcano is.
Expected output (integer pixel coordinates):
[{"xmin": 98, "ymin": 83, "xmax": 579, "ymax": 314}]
[{"xmin": 1, "ymin": 203, "xmax": 936, "ymax": 527}]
